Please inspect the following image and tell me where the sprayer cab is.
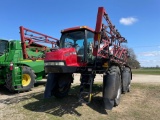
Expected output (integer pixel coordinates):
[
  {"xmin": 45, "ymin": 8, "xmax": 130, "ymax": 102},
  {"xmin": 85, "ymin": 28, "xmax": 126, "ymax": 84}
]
[
  {"xmin": 44, "ymin": 26, "xmax": 95, "ymax": 73},
  {"xmin": 60, "ymin": 26, "xmax": 95, "ymax": 63}
]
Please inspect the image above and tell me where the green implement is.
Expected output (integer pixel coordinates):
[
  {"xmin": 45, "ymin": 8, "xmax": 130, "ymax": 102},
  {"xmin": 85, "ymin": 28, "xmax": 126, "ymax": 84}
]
[{"xmin": 0, "ymin": 26, "xmax": 58, "ymax": 92}]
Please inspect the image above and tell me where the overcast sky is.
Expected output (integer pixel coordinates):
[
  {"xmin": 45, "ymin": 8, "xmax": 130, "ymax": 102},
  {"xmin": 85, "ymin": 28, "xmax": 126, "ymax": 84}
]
[{"xmin": 0, "ymin": 0, "xmax": 160, "ymax": 67}]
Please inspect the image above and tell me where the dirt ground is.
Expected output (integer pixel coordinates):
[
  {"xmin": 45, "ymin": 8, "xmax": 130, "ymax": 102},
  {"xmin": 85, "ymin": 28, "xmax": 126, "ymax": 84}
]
[
  {"xmin": 74, "ymin": 74, "xmax": 160, "ymax": 84},
  {"xmin": 0, "ymin": 74, "xmax": 160, "ymax": 120},
  {"xmin": 0, "ymin": 74, "xmax": 160, "ymax": 101}
]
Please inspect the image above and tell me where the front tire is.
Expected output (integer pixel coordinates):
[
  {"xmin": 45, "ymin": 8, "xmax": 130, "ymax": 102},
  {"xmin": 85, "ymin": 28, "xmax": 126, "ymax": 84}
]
[
  {"xmin": 53, "ymin": 74, "xmax": 72, "ymax": 98},
  {"xmin": 21, "ymin": 66, "xmax": 35, "ymax": 91},
  {"xmin": 44, "ymin": 73, "xmax": 72, "ymax": 98}
]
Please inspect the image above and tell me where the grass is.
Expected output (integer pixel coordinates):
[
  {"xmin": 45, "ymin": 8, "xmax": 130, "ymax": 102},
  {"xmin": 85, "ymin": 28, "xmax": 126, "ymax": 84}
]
[
  {"xmin": 132, "ymin": 68, "xmax": 160, "ymax": 75},
  {"xmin": 0, "ymin": 83, "xmax": 160, "ymax": 120}
]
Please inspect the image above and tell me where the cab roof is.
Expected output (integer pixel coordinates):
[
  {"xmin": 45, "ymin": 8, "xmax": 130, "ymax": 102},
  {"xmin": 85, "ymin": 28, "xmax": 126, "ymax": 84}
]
[{"xmin": 61, "ymin": 26, "xmax": 95, "ymax": 33}]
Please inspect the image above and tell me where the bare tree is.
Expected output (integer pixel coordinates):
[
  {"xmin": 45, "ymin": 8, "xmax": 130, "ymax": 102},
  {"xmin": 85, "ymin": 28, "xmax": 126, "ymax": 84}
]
[
  {"xmin": 122, "ymin": 45, "xmax": 140, "ymax": 68},
  {"xmin": 127, "ymin": 48, "xmax": 140, "ymax": 68}
]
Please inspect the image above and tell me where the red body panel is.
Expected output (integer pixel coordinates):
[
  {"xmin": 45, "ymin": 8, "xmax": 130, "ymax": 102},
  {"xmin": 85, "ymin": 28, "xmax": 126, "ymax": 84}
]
[{"xmin": 45, "ymin": 48, "xmax": 81, "ymax": 67}]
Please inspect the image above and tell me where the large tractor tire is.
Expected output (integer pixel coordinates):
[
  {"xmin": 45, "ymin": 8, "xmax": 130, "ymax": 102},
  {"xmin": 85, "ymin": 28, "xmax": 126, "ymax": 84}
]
[
  {"xmin": 103, "ymin": 66, "xmax": 121, "ymax": 110},
  {"xmin": 21, "ymin": 66, "xmax": 35, "ymax": 91},
  {"xmin": 5, "ymin": 66, "xmax": 35, "ymax": 92},
  {"xmin": 44, "ymin": 73, "xmax": 72, "ymax": 98},
  {"xmin": 5, "ymin": 73, "xmax": 15, "ymax": 92},
  {"xmin": 122, "ymin": 67, "xmax": 131, "ymax": 94}
]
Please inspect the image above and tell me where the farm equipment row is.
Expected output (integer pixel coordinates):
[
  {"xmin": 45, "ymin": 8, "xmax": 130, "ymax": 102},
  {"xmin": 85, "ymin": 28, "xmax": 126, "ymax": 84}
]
[{"xmin": 0, "ymin": 7, "xmax": 132, "ymax": 110}]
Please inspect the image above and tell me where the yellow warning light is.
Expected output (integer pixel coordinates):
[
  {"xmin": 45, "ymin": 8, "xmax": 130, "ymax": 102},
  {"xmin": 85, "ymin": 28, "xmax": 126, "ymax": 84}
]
[
  {"xmin": 103, "ymin": 62, "xmax": 108, "ymax": 68},
  {"xmin": 80, "ymin": 26, "xmax": 87, "ymax": 29},
  {"xmin": 98, "ymin": 34, "xmax": 101, "ymax": 42}
]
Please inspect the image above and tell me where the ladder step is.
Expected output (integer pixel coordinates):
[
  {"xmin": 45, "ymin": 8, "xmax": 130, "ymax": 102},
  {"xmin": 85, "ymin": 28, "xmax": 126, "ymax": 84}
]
[
  {"xmin": 82, "ymin": 83, "xmax": 90, "ymax": 85},
  {"xmin": 80, "ymin": 92, "xmax": 89, "ymax": 94},
  {"xmin": 79, "ymin": 73, "xmax": 95, "ymax": 104}
]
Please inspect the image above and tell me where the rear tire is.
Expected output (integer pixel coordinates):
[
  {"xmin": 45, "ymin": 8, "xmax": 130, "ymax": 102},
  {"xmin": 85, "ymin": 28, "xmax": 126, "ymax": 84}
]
[
  {"xmin": 127, "ymin": 71, "xmax": 131, "ymax": 92},
  {"xmin": 122, "ymin": 67, "xmax": 131, "ymax": 94}
]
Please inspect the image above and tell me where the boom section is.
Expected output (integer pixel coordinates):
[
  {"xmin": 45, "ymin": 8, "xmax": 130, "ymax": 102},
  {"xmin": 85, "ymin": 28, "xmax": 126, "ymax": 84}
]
[
  {"xmin": 19, "ymin": 26, "xmax": 59, "ymax": 59},
  {"xmin": 93, "ymin": 7, "xmax": 128, "ymax": 64}
]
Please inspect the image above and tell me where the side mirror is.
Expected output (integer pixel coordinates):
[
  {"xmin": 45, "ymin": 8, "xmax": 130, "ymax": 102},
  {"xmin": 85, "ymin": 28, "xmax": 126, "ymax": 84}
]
[
  {"xmin": 127, "ymin": 53, "xmax": 130, "ymax": 58},
  {"xmin": 56, "ymin": 41, "xmax": 60, "ymax": 47}
]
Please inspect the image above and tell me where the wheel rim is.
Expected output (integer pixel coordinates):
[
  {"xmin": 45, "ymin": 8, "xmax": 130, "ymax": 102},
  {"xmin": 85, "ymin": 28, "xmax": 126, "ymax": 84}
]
[
  {"xmin": 22, "ymin": 74, "xmax": 31, "ymax": 86},
  {"xmin": 128, "ymin": 84, "xmax": 131, "ymax": 89},
  {"xmin": 116, "ymin": 87, "xmax": 121, "ymax": 99},
  {"xmin": 128, "ymin": 84, "xmax": 131, "ymax": 92}
]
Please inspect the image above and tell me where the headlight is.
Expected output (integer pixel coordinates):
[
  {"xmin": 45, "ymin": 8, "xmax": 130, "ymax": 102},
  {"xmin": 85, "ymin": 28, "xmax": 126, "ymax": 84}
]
[{"xmin": 45, "ymin": 62, "xmax": 65, "ymax": 66}]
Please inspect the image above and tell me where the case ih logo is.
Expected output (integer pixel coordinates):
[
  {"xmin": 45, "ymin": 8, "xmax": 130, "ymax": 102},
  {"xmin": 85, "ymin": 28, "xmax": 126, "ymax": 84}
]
[{"xmin": 64, "ymin": 52, "xmax": 76, "ymax": 56}]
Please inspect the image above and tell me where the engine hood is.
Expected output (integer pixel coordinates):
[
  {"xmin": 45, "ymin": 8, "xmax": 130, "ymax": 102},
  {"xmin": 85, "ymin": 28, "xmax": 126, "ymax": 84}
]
[{"xmin": 45, "ymin": 48, "xmax": 79, "ymax": 66}]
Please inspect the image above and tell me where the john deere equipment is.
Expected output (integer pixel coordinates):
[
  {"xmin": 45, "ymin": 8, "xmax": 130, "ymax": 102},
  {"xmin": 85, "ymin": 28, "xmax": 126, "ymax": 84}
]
[{"xmin": 0, "ymin": 26, "xmax": 58, "ymax": 92}]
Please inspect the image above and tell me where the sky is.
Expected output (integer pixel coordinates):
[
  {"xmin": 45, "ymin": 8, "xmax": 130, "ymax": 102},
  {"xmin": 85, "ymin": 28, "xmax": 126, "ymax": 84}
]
[{"xmin": 0, "ymin": 0, "xmax": 160, "ymax": 67}]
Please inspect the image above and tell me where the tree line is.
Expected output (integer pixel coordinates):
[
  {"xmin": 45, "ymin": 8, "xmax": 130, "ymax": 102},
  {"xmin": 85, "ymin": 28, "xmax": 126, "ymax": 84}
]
[{"xmin": 126, "ymin": 47, "xmax": 140, "ymax": 69}]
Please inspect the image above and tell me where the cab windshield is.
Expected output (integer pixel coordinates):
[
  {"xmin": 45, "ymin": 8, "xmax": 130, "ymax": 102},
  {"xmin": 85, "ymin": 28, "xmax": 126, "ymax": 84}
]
[
  {"xmin": 60, "ymin": 30, "xmax": 94, "ymax": 62},
  {"xmin": 0, "ymin": 40, "xmax": 8, "ymax": 56},
  {"xmin": 60, "ymin": 31, "xmax": 84, "ymax": 52},
  {"xmin": 60, "ymin": 30, "xmax": 94, "ymax": 51}
]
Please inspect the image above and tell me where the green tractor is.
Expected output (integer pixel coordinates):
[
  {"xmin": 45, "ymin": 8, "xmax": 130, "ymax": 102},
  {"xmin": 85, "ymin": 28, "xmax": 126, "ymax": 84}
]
[{"xmin": 0, "ymin": 26, "xmax": 58, "ymax": 92}]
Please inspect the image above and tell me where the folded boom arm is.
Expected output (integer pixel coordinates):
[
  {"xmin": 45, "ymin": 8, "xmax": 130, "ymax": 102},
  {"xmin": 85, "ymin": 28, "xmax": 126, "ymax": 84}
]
[{"xmin": 93, "ymin": 7, "xmax": 128, "ymax": 64}]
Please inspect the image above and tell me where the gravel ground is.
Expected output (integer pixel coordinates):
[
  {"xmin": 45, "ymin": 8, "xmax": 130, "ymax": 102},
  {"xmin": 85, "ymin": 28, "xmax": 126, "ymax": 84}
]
[
  {"xmin": 0, "ymin": 74, "xmax": 160, "ymax": 120},
  {"xmin": 0, "ymin": 74, "xmax": 160, "ymax": 101},
  {"xmin": 73, "ymin": 74, "xmax": 160, "ymax": 84}
]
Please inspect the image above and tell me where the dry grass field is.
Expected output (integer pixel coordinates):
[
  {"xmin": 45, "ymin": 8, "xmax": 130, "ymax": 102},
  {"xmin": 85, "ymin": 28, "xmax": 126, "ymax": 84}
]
[{"xmin": 0, "ymin": 80, "xmax": 160, "ymax": 120}]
